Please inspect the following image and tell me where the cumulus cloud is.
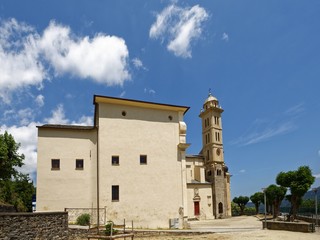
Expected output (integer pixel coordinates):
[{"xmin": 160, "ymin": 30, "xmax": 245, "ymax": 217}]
[
  {"xmin": 39, "ymin": 21, "xmax": 131, "ymax": 85},
  {"xmin": 44, "ymin": 104, "xmax": 69, "ymax": 124},
  {"xmin": 0, "ymin": 18, "xmax": 46, "ymax": 103},
  {"xmin": 0, "ymin": 18, "xmax": 131, "ymax": 103},
  {"xmin": 149, "ymin": 4, "xmax": 208, "ymax": 58},
  {"xmin": 44, "ymin": 104, "xmax": 93, "ymax": 126}
]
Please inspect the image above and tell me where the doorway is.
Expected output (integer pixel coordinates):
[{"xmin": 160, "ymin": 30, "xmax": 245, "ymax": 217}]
[{"xmin": 194, "ymin": 201, "xmax": 200, "ymax": 216}]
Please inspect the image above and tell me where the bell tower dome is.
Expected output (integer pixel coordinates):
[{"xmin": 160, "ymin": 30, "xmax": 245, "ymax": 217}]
[{"xmin": 199, "ymin": 90, "xmax": 231, "ymax": 218}]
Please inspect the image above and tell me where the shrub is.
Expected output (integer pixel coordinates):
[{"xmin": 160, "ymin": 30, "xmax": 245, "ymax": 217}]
[
  {"xmin": 105, "ymin": 221, "xmax": 118, "ymax": 236},
  {"xmin": 76, "ymin": 213, "xmax": 90, "ymax": 226}
]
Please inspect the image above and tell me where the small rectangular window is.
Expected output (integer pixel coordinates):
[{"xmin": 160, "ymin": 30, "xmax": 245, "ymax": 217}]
[
  {"xmin": 112, "ymin": 185, "xmax": 119, "ymax": 201},
  {"xmin": 112, "ymin": 156, "xmax": 119, "ymax": 165},
  {"xmin": 76, "ymin": 159, "xmax": 84, "ymax": 170},
  {"xmin": 140, "ymin": 155, "xmax": 147, "ymax": 164},
  {"xmin": 51, "ymin": 159, "xmax": 60, "ymax": 170}
]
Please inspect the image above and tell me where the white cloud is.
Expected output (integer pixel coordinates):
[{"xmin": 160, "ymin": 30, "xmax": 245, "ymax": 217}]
[
  {"xmin": 72, "ymin": 115, "xmax": 94, "ymax": 126},
  {"xmin": 132, "ymin": 58, "xmax": 143, "ymax": 68},
  {"xmin": 149, "ymin": 4, "xmax": 208, "ymax": 58},
  {"xmin": 0, "ymin": 19, "xmax": 47, "ymax": 103},
  {"xmin": 44, "ymin": 104, "xmax": 93, "ymax": 126},
  {"xmin": 0, "ymin": 18, "xmax": 131, "ymax": 103},
  {"xmin": 18, "ymin": 108, "xmax": 34, "ymax": 125},
  {"xmin": 314, "ymin": 173, "xmax": 320, "ymax": 179},
  {"xmin": 221, "ymin": 32, "xmax": 229, "ymax": 42},
  {"xmin": 231, "ymin": 104, "xmax": 304, "ymax": 146},
  {"xmin": 35, "ymin": 94, "xmax": 45, "ymax": 107},
  {"xmin": 44, "ymin": 104, "xmax": 69, "ymax": 125},
  {"xmin": 239, "ymin": 169, "xmax": 246, "ymax": 173},
  {"xmin": 39, "ymin": 21, "xmax": 131, "ymax": 85},
  {"xmin": 232, "ymin": 121, "xmax": 297, "ymax": 146},
  {"xmin": 132, "ymin": 57, "xmax": 147, "ymax": 70}
]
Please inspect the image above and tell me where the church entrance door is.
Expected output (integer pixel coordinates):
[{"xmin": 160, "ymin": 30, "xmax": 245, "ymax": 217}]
[{"xmin": 194, "ymin": 202, "xmax": 200, "ymax": 216}]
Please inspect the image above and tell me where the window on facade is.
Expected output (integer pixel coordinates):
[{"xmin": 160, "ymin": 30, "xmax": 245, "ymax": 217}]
[
  {"xmin": 112, "ymin": 156, "xmax": 119, "ymax": 165},
  {"xmin": 219, "ymin": 202, "xmax": 223, "ymax": 214},
  {"xmin": 112, "ymin": 185, "xmax": 119, "ymax": 201},
  {"xmin": 140, "ymin": 155, "xmax": 147, "ymax": 164},
  {"xmin": 76, "ymin": 159, "xmax": 84, "ymax": 170},
  {"xmin": 217, "ymin": 169, "xmax": 222, "ymax": 176},
  {"xmin": 51, "ymin": 159, "xmax": 60, "ymax": 170}
]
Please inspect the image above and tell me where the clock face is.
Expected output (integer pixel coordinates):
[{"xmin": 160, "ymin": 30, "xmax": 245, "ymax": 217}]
[{"xmin": 216, "ymin": 148, "xmax": 221, "ymax": 156}]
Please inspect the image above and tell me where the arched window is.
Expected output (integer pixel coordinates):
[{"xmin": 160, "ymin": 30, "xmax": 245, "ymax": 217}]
[{"xmin": 219, "ymin": 202, "xmax": 223, "ymax": 214}]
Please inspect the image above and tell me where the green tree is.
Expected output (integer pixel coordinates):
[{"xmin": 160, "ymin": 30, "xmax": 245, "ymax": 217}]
[
  {"xmin": 0, "ymin": 131, "xmax": 25, "ymax": 180},
  {"xmin": 250, "ymin": 192, "xmax": 264, "ymax": 214},
  {"xmin": 276, "ymin": 166, "xmax": 315, "ymax": 220},
  {"xmin": 265, "ymin": 184, "xmax": 287, "ymax": 218},
  {"xmin": 233, "ymin": 196, "xmax": 249, "ymax": 215},
  {"xmin": 0, "ymin": 131, "xmax": 35, "ymax": 212}
]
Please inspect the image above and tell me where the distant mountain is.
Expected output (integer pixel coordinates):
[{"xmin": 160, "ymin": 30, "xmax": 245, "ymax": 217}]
[{"xmin": 303, "ymin": 186, "xmax": 320, "ymax": 200}]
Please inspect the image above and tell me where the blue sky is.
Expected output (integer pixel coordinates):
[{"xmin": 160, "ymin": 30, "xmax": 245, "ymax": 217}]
[{"xmin": 0, "ymin": 0, "xmax": 319, "ymax": 198}]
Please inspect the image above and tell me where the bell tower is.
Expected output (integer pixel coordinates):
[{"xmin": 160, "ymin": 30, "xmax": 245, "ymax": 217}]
[{"xmin": 199, "ymin": 91, "xmax": 231, "ymax": 218}]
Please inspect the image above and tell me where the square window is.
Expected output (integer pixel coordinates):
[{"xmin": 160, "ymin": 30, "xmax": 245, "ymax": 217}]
[
  {"xmin": 112, "ymin": 156, "xmax": 119, "ymax": 165},
  {"xmin": 76, "ymin": 159, "xmax": 84, "ymax": 170},
  {"xmin": 51, "ymin": 159, "xmax": 60, "ymax": 170},
  {"xmin": 112, "ymin": 185, "xmax": 119, "ymax": 201},
  {"xmin": 140, "ymin": 155, "xmax": 147, "ymax": 164}
]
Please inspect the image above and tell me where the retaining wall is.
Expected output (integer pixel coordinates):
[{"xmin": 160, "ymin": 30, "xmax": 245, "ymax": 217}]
[
  {"xmin": 0, "ymin": 211, "xmax": 68, "ymax": 239},
  {"xmin": 263, "ymin": 220, "xmax": 314, "ymax": 233}
]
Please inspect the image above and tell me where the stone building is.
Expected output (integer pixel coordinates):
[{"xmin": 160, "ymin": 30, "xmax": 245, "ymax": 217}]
[{"xmin": 36, "ymin": 93, "xmax": 231, "ymax": 228}]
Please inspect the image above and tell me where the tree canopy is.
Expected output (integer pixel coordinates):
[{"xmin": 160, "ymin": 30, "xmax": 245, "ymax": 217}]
[
  {"xmin": 265, "ymin": 184, "xmax": 287, "ymax": 218},
  {"xmin": 250, "ymin": 192, "xmax": 264, "ymax": 214},
  {"xmin": 233, "ymin": 196, "xmax": 249, "ymax": 215},
  {"xmin": 276, "ymin": 165, "xmax": 315, "ymax": 218},
  {"xmin": 0, "ymin": 131, "xmax": 34, "ymax": 212},
  {"xmin": 0, "ymin": 131, "xmax": 25, "ymax": 180}
]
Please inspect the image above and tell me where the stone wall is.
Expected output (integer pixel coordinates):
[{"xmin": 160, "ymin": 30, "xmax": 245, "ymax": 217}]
[
  {"xmin": 0, "ymin": 204, "xmax": 16, "ymax": 213},
  {"xmin": 0, "ymin": 211, "xmax": 68, "ymax": 239},
  {"xmin": 263, "ymin": 220, "xmax": 315, "ymax": 233}
]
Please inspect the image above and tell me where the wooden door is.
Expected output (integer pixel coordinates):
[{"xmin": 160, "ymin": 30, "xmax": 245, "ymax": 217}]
[{"xmin": 194, "ymin": 202, "xmax": 200, "ymax": 216}]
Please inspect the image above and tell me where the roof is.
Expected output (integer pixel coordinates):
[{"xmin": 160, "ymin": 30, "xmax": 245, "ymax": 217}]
[
  {"xmin": 37, "ymin": 124, "xmax": 95, "ymax": 130},
  {"xmin": 186, "ymin": 154, "xmax": 204, "ymax": 159},
  {"xmin": 94, "ymin": 95, "xmax": 190, "ymax": 114},
  {"xmin": 187, "ymin": 180, "xmax": 211, "ymax": 185}
]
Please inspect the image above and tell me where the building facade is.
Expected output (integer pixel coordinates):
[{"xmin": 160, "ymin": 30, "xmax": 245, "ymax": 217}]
[{"xmin": 36, "ymin": 93, "xmax": 231, "ymax": 228}]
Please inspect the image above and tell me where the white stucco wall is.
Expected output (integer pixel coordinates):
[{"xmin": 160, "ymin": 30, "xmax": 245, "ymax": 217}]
[
  {"xmin": 97, "ymin": 103, "xmax": 184, "ymax": 228},
  {"xmin": 37, "ymin": 128, "xmax": 97, "ymax": 211},
  {"xmin": 187, "ymin": 184, "xmax": 213, "ymax": 220}
]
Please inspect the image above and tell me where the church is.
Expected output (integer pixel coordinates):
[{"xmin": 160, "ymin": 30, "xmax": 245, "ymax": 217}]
[{"xmin": 36, "ymin": 93, "xmax": 231, "ymax": 228}]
